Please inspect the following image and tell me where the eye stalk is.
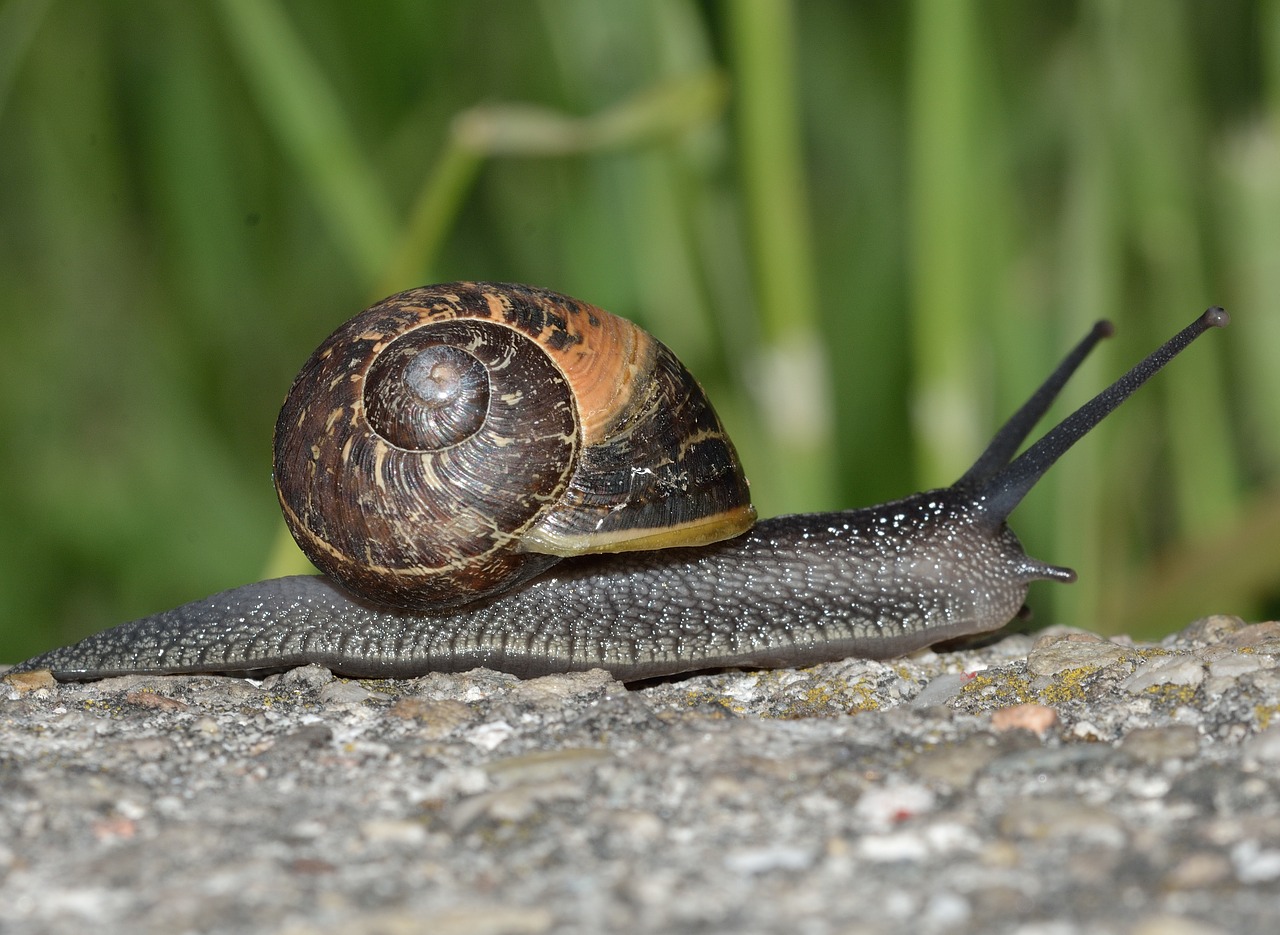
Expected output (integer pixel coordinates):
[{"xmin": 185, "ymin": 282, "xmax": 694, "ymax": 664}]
[{"xmin": 973, "ymin": 307, "xmax": 1229, "ymax": 526}]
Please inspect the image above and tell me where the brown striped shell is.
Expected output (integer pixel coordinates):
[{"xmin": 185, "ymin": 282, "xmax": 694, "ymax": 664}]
[{"xmin": 272, "ymin": 282, "xmax": 756, "ymax": 611}]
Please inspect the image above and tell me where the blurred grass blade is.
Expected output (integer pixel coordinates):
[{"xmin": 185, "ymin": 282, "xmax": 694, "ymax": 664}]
[
  {"xmin": 1220, "ymin": 130, "xmax": 1280, "ymax": 473},
  {"xmin": 0, "ymin": 0, "xmax": 52, "ymax": 120},
  {"xmin": 377, "ymin": 70, "xmax": 728, "ymax": 296},
  {"xmin": 727, "ymin": 0, "xmax": 835, "ymax": 510},
  {"xmin": 1118, "ymin": 490, "xmax": 1280, "ymax": 637},
  {"xmin": 215, "ymin": 0, "xmax": 397, "ymax": 282},
  {"xmin": 1093, "ymin": 0, "xmax": 1239, "ymax": 537},
  {"xmin": 1048, "ymin": 25, "xmax": 1123, "ymax": 630},
  {"xmin": 450, "ymin": 70, "xmax": 728, "ymax": 156},
  {"xmin": 374, "ymin": 139, "xmax": 482, "ymax": 299},
  {"xmin": 908, "ymin": 0, "xmax": 984, "ymax": 485}
]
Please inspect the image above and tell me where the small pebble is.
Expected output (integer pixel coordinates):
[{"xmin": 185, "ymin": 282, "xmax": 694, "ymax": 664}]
[
  {"xmin": 723, "ymin": 845, "xmax": 816, "ymax": 874},
  {"xmin": 123, "ymin": 689, "xmax": 189, "ymax": 711},
  {"xmin": 1177, "ymin": 614, "xmax": 1250, "ymax": 644},
  {"xmin": 317, "ymin": 680, "xmax": 374, "ymax": 704},
  {"xmin": 1026, "ymin": 633, "xmax": 1129, "ymax": 678},
  {"xmin": 1164, "ymin": 851, "xmax": 1233, "ymax": 889},
  {"xmin": 1242, "ymin": 725, "xmax": 1280, "ymax": 765},
  {"xmin": 3, "ymin": 669, "xmax": 56, "ymax": 693},
  {"xmin": 1206, "ymin": 653, "xmax": 1266, "ymax": 678},
  {"xmin": 1231, "ymin": 839, "xmax": 1280, "ymax": 884},
  {"xmin": 991, "ymin": 703, "xmax": 1058, "ymax": 735},
  {"xmin": 465, "ymin": 720, "xmax": 514, "ymax": 751},
  {"xmin": 1122, "ymin": 656, "xmax": 1205, "ymax": 693},
  {"xmin": 1222, "ymin": 620, "xmax": 1280, "ymax": 650},
  {"xmin": 271, "ymin": 664, "xmax": 334, "ymax": 691},
  {"xmin": 1120, "ymin": 725, "xmax": 1201, "ymax": 763},
  {"xmin": 857, "ymin": 832, "xmax": 930, "ymax": 862},
  {"xmin": 853, "ymin": 784, "xmax": 935, "ymax": 831},
  {"xmin": 909, "ymin": 672, "xmax": 969, "ymax": 707},
  {"xmin": 359, "ymin": 818, "xmax": 429, "ymax": 846},
  {"xmin": 388, "ymin": 696, "xmax": 475, "ymax": 736}
]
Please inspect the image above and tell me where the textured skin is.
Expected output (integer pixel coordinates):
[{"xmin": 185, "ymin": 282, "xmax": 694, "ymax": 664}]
[{"xmin": 12, "ymin": 490, "xmax": 1068, "ymax": 682}]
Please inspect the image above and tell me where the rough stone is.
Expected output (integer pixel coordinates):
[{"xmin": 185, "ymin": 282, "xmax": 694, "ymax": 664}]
[{"xmin": 2, "ymin": 616, "xmax": 1279, "ymax": 935}]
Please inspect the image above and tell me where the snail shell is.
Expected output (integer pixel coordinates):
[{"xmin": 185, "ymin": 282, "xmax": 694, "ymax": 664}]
[{"xmin": 272, "ymin": 282, "xmax": 756, "ymax": 610}]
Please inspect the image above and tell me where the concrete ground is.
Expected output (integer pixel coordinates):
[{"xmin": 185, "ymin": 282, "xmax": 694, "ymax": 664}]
[{"xmin": 3, "ymin": 615, "xmax": 1279, "ymax": 935}]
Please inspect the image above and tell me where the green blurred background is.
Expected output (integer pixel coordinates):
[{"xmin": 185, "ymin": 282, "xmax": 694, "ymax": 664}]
[{"xmin": 1, "ymin": 0, "xmax": 1276, "ymax": 663}]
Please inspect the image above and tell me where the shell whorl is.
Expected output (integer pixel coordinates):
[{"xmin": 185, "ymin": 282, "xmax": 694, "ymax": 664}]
[{"xmin": 273, "ymin": 282, "xmax": 755, "ymax": 611}]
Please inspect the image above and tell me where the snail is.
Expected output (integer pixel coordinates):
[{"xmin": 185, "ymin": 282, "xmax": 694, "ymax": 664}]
[{"xmin": 10, "ymin": 282, "xmax": 1228, "ymax": 682}]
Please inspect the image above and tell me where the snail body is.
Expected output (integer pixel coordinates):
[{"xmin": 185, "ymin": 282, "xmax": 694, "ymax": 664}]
[{"xmin": 11, "ymin": 284, "xmax": 1228, "ymax": 682}]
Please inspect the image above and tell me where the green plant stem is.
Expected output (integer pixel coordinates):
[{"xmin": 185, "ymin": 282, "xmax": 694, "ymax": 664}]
[
  {"xmin": 908, "ymin": 0, "xmax": 983, "ymax": 485},
  {"xmin": 215, "ymin": 0, "xmax": 397, "ymax": 282},
  {"xmin": 727, "ymin": 0, "xmax": 834, "ymax": 511}
]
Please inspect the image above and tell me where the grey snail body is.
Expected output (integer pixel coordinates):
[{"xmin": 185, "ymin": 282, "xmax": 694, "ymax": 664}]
[{"xmin": 10, "ymin": 284, "xmax": 1228, "ymax": 682}]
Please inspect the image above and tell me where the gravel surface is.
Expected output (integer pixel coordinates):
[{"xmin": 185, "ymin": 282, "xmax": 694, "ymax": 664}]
[{"xmin": 3, "ymin": 615, "xmax": 1279, "ymax": 935}]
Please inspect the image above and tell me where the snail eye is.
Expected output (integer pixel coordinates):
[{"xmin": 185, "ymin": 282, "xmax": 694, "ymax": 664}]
[{"xmin": 364, "ymin": 337, "xmax": 490, "ymax": 450}]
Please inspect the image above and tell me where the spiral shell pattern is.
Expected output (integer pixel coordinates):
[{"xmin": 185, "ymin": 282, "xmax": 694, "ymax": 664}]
[{"xmin": 273, "ymin": 282, "xmax": 754, "ymax": 610}]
